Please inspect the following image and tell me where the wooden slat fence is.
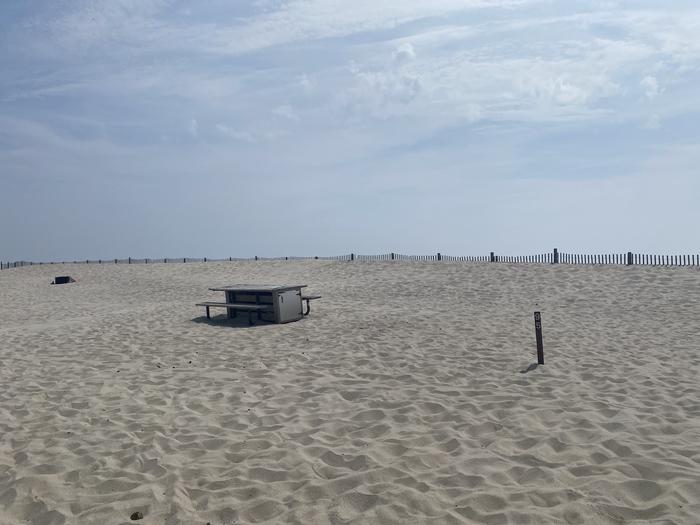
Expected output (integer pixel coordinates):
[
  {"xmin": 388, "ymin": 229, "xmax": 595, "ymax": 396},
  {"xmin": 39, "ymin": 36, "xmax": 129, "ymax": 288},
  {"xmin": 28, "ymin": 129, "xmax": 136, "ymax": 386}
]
[{"xmin": 2, "ymin": 249, "xmax": 699, "ymax": 270}]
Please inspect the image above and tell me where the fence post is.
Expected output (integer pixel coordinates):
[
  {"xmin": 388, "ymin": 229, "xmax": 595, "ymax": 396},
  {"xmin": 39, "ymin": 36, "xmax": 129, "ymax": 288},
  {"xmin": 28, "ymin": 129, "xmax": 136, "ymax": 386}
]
[
  {"xmin": 553, "ymin": 248, "xmax": 559, "ymax": 264},
  {"xmin": 255, "ymin": 256, "xmax": 258, "ymax": 261},
  {"xmin": 128, "ymin": 257, "xmax": 131, "ymax": 264},
  {"xmin": 437, "ymin": 252, "xmax": 441, "ymax": 261},
  {"xmin": 534, "ymin": 312, "xmax": 544, "ymax": 365},
  {"xmin": 490, "ymin": 252, "xmax": 495, "ymax": 263},
  {"xmin": 391, "ymin": 252, "xmax": 394, "ymax": 260},
  {"xmin": 627, "ymin": 252, "xmax": 633, "ymax": 266},
  {"xmin": 351, "ymin": 253, "xmax": 355, "ymax": 261}
]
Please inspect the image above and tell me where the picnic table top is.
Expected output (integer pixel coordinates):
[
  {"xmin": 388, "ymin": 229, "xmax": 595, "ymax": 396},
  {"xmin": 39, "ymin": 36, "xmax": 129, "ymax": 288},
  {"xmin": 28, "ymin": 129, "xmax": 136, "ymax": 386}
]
[{"xmin": 209, "ymin": 284, "xmax": 308, "ymax": 293}]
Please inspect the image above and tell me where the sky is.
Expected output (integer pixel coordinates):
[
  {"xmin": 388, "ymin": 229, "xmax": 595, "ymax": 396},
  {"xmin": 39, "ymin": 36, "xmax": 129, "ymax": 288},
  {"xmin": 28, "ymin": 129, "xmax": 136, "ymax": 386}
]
[{"xmin": 1, "ymin": 0, "xmax": 699, "ymax": 261}]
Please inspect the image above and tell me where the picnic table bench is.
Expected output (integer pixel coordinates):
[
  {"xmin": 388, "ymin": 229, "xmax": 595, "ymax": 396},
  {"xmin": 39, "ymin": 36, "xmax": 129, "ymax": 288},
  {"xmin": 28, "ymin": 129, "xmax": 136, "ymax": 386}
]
[
  {"xmin": 196, "ymin": 302, "xmax": 271, "ymax": 325},
  {"xmin": 301, "ymin": 295, "xmax": 322, "ymax": 315}
]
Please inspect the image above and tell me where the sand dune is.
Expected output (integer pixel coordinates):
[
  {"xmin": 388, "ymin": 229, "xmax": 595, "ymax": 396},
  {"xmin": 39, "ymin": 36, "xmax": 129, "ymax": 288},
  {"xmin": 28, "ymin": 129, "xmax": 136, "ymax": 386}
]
[{"xmin": 0, "ymin": 261, "xmax": 699, "ymax": 524}]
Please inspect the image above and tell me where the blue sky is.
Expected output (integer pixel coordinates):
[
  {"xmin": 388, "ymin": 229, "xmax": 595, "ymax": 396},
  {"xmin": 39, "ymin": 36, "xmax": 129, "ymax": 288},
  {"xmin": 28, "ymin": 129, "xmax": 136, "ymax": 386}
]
[{"xmin": 1, "ymin": 0, "xmax": 699, "ymax": 261}]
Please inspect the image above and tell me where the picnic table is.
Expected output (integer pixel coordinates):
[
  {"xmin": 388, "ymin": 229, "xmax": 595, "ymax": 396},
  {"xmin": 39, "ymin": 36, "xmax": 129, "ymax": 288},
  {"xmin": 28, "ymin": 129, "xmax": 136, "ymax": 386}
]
[{"xmin": 197, "ymin": 284, "xmax": 321, "ymax": 325}]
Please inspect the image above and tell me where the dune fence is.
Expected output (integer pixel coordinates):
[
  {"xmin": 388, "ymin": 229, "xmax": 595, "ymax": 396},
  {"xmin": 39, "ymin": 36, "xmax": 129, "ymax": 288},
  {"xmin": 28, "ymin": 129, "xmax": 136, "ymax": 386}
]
[{"xmin": 2, "ymin": 249, "xmax": 699, "ymax": 270}]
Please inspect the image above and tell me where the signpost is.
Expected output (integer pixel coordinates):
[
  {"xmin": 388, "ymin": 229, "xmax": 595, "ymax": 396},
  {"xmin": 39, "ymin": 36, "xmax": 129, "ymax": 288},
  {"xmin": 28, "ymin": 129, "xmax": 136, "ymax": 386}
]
[{"xmin": 534, "ymin": 311, "xmax": 544, "ymax": 365}]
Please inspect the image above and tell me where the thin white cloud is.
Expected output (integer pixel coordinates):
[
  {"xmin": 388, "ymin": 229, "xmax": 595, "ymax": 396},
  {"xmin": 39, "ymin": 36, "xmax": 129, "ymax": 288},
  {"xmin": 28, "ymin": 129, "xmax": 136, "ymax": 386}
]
[
  {"xmin": 640, "ymin": 75, "xmax": 660, "ymax": 100},
  {"xmin": 216, "ymin": 124, "xmax": 256, "ymax": 143},
  {"xmin": 10, "ymin": 1, "xmax": 699, "ymax": 129},
  {"xmin": 393, "ymin": 42, "xmax": 416, "ymax": 65},
  {"xmin": 188, "ymin": 118, "xmax": 199, "ymax": 138},
  {"xmin": 272, "ymin": 105, "xmax": 299, "ymax": 121},
  {"xmin": 207, "ymin": 0, "xmax": 538, "ymax": 55}
]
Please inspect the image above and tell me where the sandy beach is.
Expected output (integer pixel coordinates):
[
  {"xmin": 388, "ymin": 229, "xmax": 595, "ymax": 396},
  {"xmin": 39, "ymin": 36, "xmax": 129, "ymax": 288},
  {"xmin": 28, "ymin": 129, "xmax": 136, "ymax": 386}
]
[{"xmin": 0, "ymin": 260, "xmax": 699, "ymax": 524}]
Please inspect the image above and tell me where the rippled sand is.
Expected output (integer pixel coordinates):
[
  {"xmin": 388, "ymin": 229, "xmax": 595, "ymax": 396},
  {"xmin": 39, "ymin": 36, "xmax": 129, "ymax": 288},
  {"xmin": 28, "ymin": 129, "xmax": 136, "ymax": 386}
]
[{"xmin": 1, "ymin": 260, "xmax": 699, "ymax": 524}]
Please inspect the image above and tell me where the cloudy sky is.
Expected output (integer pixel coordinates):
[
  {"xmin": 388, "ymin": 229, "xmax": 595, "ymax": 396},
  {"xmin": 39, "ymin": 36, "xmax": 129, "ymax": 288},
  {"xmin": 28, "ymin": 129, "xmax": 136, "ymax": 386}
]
[{"xmin": 1, "ymin": 0, "xmax": 699, "ymax": 261}]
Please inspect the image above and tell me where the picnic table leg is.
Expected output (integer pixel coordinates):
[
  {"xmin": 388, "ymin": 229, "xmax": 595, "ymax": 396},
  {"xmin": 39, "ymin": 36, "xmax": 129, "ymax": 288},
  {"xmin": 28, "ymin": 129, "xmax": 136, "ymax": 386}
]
[
  {"xmin": 303, "ymin": 299, "xmax": 311, "ymax": 316},
  {"xmin": 255, "ymin": 292, "xmax": 263, "ymax": 322},
  {"xmin": 228, "ymin": 292, "xmax": 237, "ymax": 318}
]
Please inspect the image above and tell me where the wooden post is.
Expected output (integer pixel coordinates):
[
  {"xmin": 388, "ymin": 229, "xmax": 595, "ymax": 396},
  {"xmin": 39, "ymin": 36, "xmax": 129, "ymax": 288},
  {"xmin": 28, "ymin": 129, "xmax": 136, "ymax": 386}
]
[
  {"xmin": 437, "ymin": 252, "xmax": 441, "ymax": 261},
  {"xmin": 204, "ymin": 257, "xmax": 207, "ymax": 262},
  {"xmin": 255, "ymin": 256, "xmax": 258, "ymax": 261},
  {"xmin": 553, "ymin": 248, "xmax": 559, "ymax": 264},
  {"xmin": 391, "ymin": 252, "xmax": 394, "ymax": 260},
  {"xmin": 351, "ymin": 253, "xmax": 354, "ymax": 261},
  {"xmin": 490, "ymin": 252, "xmax": 495, "ymax": 263},
  {"xmin": 534, "ymin": 312, "xmax": 544, "ymax": 365},
  {"xmin": 627, "ymin": 252, "xmax": 633, "ymax": 266}
]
